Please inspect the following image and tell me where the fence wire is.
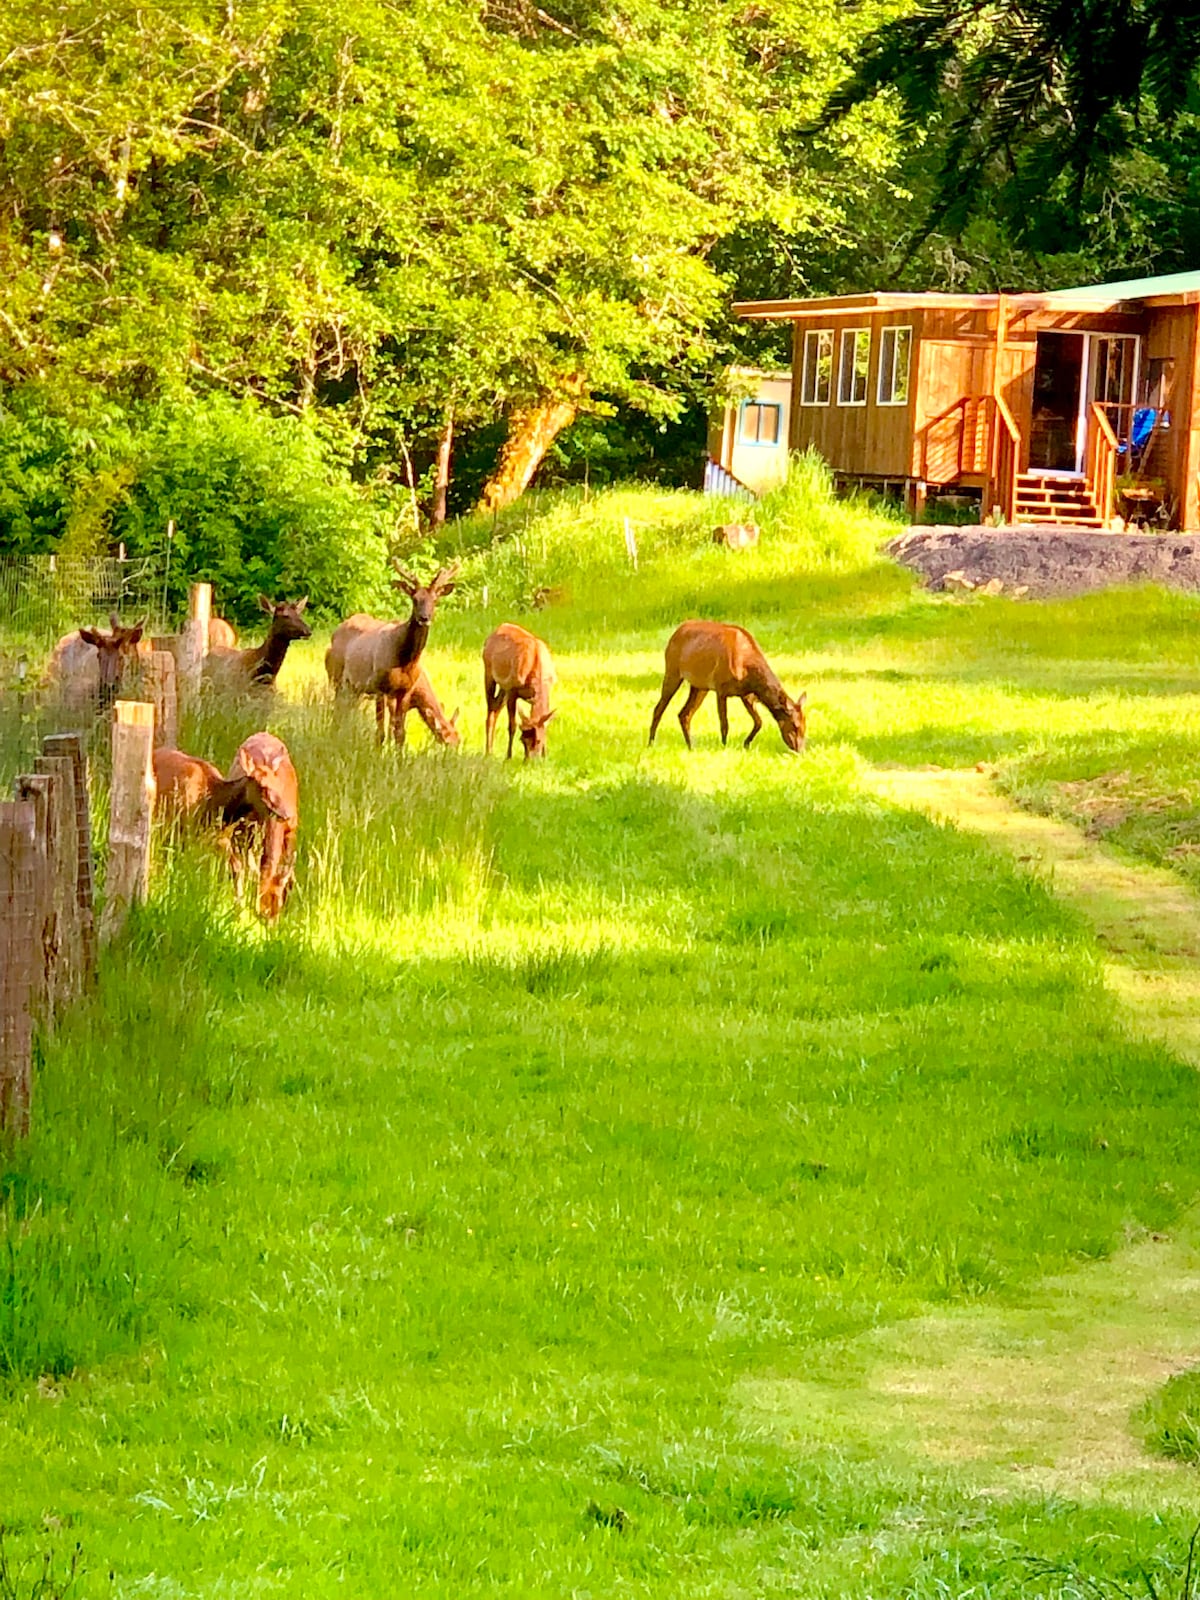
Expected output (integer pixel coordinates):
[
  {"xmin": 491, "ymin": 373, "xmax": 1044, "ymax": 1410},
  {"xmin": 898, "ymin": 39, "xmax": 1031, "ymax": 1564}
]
[{"xmin": 0, "ymin": 554, "xmax": 171, "ymax": 781}]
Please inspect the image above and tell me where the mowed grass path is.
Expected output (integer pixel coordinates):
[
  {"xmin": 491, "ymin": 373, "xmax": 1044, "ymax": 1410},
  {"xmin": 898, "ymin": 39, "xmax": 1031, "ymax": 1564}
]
[{"xmin": 6, "ymin": 483, "xmax": 1200, "ymax": 1595}]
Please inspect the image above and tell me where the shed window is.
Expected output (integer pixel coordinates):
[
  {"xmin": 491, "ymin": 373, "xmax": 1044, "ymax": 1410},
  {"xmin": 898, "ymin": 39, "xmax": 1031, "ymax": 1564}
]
[
  {"xmin": 838, "ymin": 328, "xmax": 870, "ymax": 406},
  {"xmin": 740, "ymin": 401, "xmax": 782, "ymax": 445},
  {"xmin": 878, "ymin": 326, "xmax": 912, "ymax": 406},
  {"xmin": 800, "ymin": 330, "xmax": 834, "ymax": 406}
]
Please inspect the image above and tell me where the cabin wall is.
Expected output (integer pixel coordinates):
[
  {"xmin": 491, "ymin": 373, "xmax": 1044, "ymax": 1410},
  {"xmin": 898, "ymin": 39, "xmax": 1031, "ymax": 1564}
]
[
  {"xmin": 788, "ymin": 310, "xmax": 917, "ymax": 479},
  {"xmin": 1145, "ymin": 306, "xmax": 1200, "ymax": 528},
  {"xmin": 727, "ymin": 374, "xmax": 792, "ymax": 493}
]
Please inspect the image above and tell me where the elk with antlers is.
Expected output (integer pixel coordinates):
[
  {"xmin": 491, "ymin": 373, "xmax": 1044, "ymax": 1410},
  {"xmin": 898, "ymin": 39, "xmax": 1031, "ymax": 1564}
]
[
  {"xmin": 326, "ymin": 562, "xmax": 459, "ymax": 744},
  {"xmin": 483, "ymin": 623, "xmax": 556, "ymax": 758},
  {"xmin": 648, "ymin": 620, "xmax": 807, "ymax": 752},
  {"xmin": 44, "ymin": 613, "xmax": 150, "ymax": 712},
  {"xmin": 206, "ymin": 596, "xmax": 311, "ymax": 691}
]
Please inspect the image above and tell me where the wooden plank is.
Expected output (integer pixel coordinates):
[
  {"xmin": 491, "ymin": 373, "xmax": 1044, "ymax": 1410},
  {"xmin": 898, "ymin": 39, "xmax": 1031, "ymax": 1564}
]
[
  {"xmin": 33, "ymin": 755, "xmax": 80, "ymax": 1013},
  {"xmin": 178, "ymin": 582, "xmax": 211, "ymax": 704},
  {"xmin": 0, "ymin": 800, "xmax": 38, "ymax": 1136},
  {"xmin": 12, "ymin": 774, "xmax": 53, "ymax": 1028},
  {"xmin": 41, "ymin": 732, "xmax": 97, "ymax": 983},
  {"xmin": 144, "ymin": 650, "xmax": 178, "ymax": 748},
  {"xmin": 100, "ymin": 701, "xmax": 156, "ymax": 943}
]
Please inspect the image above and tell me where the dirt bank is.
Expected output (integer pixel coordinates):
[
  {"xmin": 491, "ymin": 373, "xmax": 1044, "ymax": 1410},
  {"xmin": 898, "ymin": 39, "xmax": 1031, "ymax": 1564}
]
[{"xmin": 889, "ymin": 525, "xmax": 1200, "ymax": 598}]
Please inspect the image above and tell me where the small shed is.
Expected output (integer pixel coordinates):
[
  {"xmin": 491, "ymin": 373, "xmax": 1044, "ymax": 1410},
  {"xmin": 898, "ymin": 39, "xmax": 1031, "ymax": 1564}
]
[
  {"xmin": 735, "ymin": 270, "xmax": 1200, "ymax": 529},
  {"xmin": 707, "ymin": 367, "xmax": 793, "ymax": 496}
]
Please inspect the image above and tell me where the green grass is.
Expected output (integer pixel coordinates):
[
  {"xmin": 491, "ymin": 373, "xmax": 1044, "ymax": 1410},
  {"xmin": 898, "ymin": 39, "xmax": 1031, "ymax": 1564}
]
[{"xmin": 6, "ymin": 460, "xmax": 1200, "ymax": 1594}]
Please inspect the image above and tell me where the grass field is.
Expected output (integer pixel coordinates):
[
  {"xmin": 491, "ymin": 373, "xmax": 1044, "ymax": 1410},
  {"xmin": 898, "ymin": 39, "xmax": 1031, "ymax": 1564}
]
[{"xmin": 5, "ymin": 462, "xmax": 1200, "ymax": 1596}]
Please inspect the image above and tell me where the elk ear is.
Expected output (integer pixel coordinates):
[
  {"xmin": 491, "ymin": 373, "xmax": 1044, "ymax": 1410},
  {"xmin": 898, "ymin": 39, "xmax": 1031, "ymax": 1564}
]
[
  {"xmin": 295, "ymin": 597, "xmax": 309, "ymax": 613},
  {"xmin": 438, "ymin": 581, "xmax": 456, "ymax": 597},
  {"xmin": 519, "ymin": 711, "xmax": 533, "ymax": 729},
  {"xmin": 796, "ymin": 692, "xmax": 808, "ymax": 708},
  {"xmin": 538, "ymin": 708, "xmax": 556, "ymax": 727},
  {"xmin": 258, "ymin": 594, "xmax": 275, "ymax": 614},
  {"xmin": 449, "ymin": 708, "xmax": 460, "ymax": 727},
  {"xmin": 79, "ymin": 628, "xmax": 103, "ymax": 647}
]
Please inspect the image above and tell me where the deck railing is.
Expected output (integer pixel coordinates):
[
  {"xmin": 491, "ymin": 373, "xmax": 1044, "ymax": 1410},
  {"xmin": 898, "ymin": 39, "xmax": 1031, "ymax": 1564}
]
[
  {"xmin": 1085, "ymin": 402, "xmax": 1119, "ymax": 525},
  {"xmin": 990, "ymin": 395, "xmax": 1020, "ymax": 524},
  {"xmin": 920, "ymin": 394, "xmax": 1019, "ymax": 520}
]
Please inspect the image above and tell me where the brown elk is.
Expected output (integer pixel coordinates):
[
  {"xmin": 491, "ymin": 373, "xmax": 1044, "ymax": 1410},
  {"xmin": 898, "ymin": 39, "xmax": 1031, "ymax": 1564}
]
[
  {"xmin": 215, "ymin": 733, "xmax": 300, "ymax": 922},
  {"xmin": 648, "ymin": 620, "xmax": 807, "ymax": 752},
  {"xmin": 482, "ymin": 623, "xmax": 556, "ymax": 758},
  {"xmin": 208, "ymin": 617, "xmax": 237, "ymax": 650},
  {"xmin": 152, "ymin": 747, "xmax": 224, "ymax": 816},
  {"xmin": 325, "ymin": 562, "xmax": 458, "ymax": 744},
  {"xmin": 44, "ymin": 613, "xmax": 149, "ymax": 712},
  {"xmin": 206, "ymin": 596, "xmax": 311, "ymax": 690},
  {"xmin": 392, "ymin": 667, "xmax": 461, "ymax": 748}
]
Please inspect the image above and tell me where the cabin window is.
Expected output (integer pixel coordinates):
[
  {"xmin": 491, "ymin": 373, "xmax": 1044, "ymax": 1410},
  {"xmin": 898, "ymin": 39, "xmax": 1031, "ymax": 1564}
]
[
  {"xmin": 739, "ymin": 401, "xmax": 782, "ymax": 445},
  {"xmin": 800, "ymin": 330, "xmax": 834, "ymax": 406},
  {"xmin": 878, "ymin": 326, "xmax": 912, "ymax": 406},
  {"xmin": 837, "ymin": 329, "xmax": 870, "ymax": 406}
]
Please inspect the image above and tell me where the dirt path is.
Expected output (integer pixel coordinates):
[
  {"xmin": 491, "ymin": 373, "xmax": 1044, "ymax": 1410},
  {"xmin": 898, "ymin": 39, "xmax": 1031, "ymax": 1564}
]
[{"xmin": 742, "ymin": 769, "xmax": 1200, "ymax": 1505}]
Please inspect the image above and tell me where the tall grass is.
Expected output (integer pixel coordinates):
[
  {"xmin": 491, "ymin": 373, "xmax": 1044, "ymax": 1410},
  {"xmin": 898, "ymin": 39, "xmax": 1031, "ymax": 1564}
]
[{"xmin": 3, "ymin": 471, "xmax": 1200, "ymax": 1595}]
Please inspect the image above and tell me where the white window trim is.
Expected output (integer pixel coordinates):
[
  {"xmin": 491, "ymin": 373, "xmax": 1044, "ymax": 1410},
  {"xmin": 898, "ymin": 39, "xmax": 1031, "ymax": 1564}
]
[
  {"xmin": 837, "ymin": 328, "xmax": 870, "ymax": 407},
  {"xmin": 877, "ymin": 324, "xmax": 913, "ymax": 407},
  {"xmin": 800, "ymin": 329, "xmax": 834, "ymax": 407}
]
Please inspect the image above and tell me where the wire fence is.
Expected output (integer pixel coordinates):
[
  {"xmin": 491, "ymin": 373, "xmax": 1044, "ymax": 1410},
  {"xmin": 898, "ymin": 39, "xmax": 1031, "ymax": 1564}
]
[{"xmin": 0, "ymin": 553, "xmax": 172, "ymax": 781}]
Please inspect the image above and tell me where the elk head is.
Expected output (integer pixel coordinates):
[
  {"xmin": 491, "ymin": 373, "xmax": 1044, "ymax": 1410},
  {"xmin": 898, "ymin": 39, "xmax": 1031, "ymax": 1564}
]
[
  {"xmin": 519, "ymin": 706, "xmax": 555, "ymax": 759},
  {"xmin": 391, "ymin": 562, "xmax": 459, "ymax": 627},
  {"xmin": 257, "ymin": 594, "xmax": 312, "ymax": 641},
  {"xmin": 773, "ymin": 691, "xmax": 807, "ymax": 753},
  {"xmin": 78, "ymin": 613, "xmax": 147, "ymax": 705},
  {"xmin": 443, "ymin": 707, "xmax": 462, "ymax": 748}
]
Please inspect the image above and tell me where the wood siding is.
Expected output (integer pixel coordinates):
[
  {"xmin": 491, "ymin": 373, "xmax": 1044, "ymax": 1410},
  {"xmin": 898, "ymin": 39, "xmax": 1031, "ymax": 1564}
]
[{"xmin": 789, "ymin": 311, "xmax": 916, "ymax": 478}]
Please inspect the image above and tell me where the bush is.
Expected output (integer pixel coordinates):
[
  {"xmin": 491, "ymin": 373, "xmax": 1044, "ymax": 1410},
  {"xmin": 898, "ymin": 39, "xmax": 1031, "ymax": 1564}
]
[{"xmin": 0, "ymin": 390, "xmax": 392, "ymax": 624}]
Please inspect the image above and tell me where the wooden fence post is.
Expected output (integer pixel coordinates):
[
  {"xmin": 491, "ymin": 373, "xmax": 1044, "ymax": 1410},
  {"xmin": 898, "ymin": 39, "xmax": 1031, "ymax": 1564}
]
[
  {"xmin": 32, "ymin": 754, "xmax": 79, "ymax": 1012},
  {"xmin": 41, "ymin": 733, "xmax": 96, "ymax": 983},
  {"xmin": 144, "ymin": 649, "xmax": 178, "ymax": 748},
  {"xmin": 178, "ymin": 582, "xmax": 211, "ymax": 704},
  {"xmin": 0, "ymin": 800, "xmax": 38, "ymax": 1137},
  {"xmin": 100, "ymin": 702, "xmax": 156, "ymax": 943},
  {"xmin": 12, "ymin": 774, "xmax": 53, "ymax": 1027}
]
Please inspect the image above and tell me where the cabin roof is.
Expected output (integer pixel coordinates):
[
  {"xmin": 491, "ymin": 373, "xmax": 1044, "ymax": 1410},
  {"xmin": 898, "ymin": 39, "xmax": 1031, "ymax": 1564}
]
[{"xmin": 735, "ymin": 268, "xmax": 1200, "ymax": 321}]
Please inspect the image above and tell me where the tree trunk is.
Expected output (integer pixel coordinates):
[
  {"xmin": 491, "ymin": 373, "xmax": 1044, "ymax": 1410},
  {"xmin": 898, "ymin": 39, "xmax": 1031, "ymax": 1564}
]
[
  {"xmin": 432, "ymin": 406, "xmax": 454, "ymax": 529},
  {"xmin": 478, "ymin": 380, "xmax": 585, "ymax": 513}
]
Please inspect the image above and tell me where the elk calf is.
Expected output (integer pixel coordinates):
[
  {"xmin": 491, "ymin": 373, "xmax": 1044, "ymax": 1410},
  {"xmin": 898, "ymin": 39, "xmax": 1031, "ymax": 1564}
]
[
  {"xmin": 152, "ymin": 747, "xmax": 225, "ymax": 816},
  {"xmin": 217, "ymin": 733, "xmax": 300, "ymax": 922},
  {"xmin": 392, "ymin": 667, "xmax": 461, "ymax": 747},
  {"xmin": 648, "ymin": 620, "xmax": 806, "ymax": 752},
  {"xmin": 482, "ymin": 624, "xmax": 556, "ymax": 758}
]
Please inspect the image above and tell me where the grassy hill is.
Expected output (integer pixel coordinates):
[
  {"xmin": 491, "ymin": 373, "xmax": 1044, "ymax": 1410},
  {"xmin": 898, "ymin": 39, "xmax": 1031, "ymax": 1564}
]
[{"xmin": 5, "ymin": 464, "xmax": 1200, "ymax": 1596}]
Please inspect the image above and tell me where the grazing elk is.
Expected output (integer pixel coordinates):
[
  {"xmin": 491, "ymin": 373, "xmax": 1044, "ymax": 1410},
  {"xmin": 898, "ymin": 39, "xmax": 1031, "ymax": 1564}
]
[
  {"xmin": 325, "ymin": 562, "xmax": 459, "ymax": 745},
  {"xmin": 206, "ymin": 596, "xmax": 311, "ymax": 690},
  {"xmin": 392, "ymin": 667, "xmax": 461, "ymax": 748},
  {"xmin": 208, "ymin": 616, "xmax": 237, "ymax": 650},
  {"xmin": 216, "ymin": 733, "xmax": 300, "ymax": 922},
  {"xmin": 152, "ymin": 747, "xmax": 225, "ymax": 816},
  {"xmin": 482, "ymin": 623, "xmax": 556, "ymax": 758},
  {"xmin": 648, "ymin": 620, "xmax": 807, "ymax": 752},
  {"xmin": 44, "ymin": 613, "xmax": 149, "ymax": 712}
]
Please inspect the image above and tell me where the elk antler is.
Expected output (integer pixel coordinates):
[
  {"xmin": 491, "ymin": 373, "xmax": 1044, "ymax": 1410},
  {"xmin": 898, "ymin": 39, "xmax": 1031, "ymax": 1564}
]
[{"xmin": 430, "ymin": 562, "xmax": 460, "ymax": 595}]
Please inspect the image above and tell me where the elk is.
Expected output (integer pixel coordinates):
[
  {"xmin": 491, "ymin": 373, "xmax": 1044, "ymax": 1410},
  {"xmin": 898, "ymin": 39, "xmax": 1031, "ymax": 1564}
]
[
  {"xmin": 648, "ymin": 620, "xmax": 807, "ymax": 752},
  {"xmin": 215, "ymin": 733, "xmax": 300, "ymax": 922},
  {"xmin": 325, "ymin": 562, "xmax": 458, "ymax": 744},
  {"xmin": 206, "ymin": 596, "xmax": 310, "ymax": 690},
  {"xmin": 44, "ymin": 613, "xmax": 149, "ymax": 712},
  {"xmin": 482, "ymin": 623, "xmax": 556, "ymax": 758},
  {"xmin": 208, "ymin": 616, "xmax": 237, "ymax": 650},
  {"xmin": 152, "ymin": 747, "xmax": 225, "ymax": 816},
  {"xmin": 392, "ymin": 667, "xmax": 461, "ymax": 748}
]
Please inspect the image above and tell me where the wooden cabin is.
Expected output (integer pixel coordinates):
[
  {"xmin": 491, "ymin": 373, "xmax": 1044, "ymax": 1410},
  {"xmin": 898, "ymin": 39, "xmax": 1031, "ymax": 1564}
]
[
  {"xmin": 707, "ymin": 367, "xmax": 793, "ymax": 495},
  {"xmin": 736, "ymin": 269, "xmax": 1200, "ymax": 529}
]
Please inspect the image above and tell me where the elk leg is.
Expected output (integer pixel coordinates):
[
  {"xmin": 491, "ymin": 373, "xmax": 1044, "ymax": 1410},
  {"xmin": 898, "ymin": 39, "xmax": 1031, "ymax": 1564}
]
[
  {"xmin": 717, "ymin": 694, "xmax": 730, "ymax": 746},
  {"xmin": 742, "ymin": 695, "xmax": 763, "ymax": 748},
  {"xmin": 484, "ymin": 675, "xmax": 503, "ymax": 755},
  {"xmin": 505, "ymin": 691, "xmax": 518, "ymax": 759},
  {"xmin": 374, "ymin": 694, "xmax": 387, "ymax": 745},
  {"xmin": 648, "ymin": 671, "xmax": 682, "ymax": 745},
  {"xmin": 392, "ymin": 690, "xmax": 411, "ymax": 750},
  {"xmin": 677, "ymin": 685, "xmax": 708, "ymax": 750}
]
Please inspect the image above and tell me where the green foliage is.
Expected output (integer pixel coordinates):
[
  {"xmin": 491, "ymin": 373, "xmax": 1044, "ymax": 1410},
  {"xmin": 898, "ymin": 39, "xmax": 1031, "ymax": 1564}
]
[{"xmin": 1142, "ymin": 1368, "xmax": 1200, "ymax": 1465}]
